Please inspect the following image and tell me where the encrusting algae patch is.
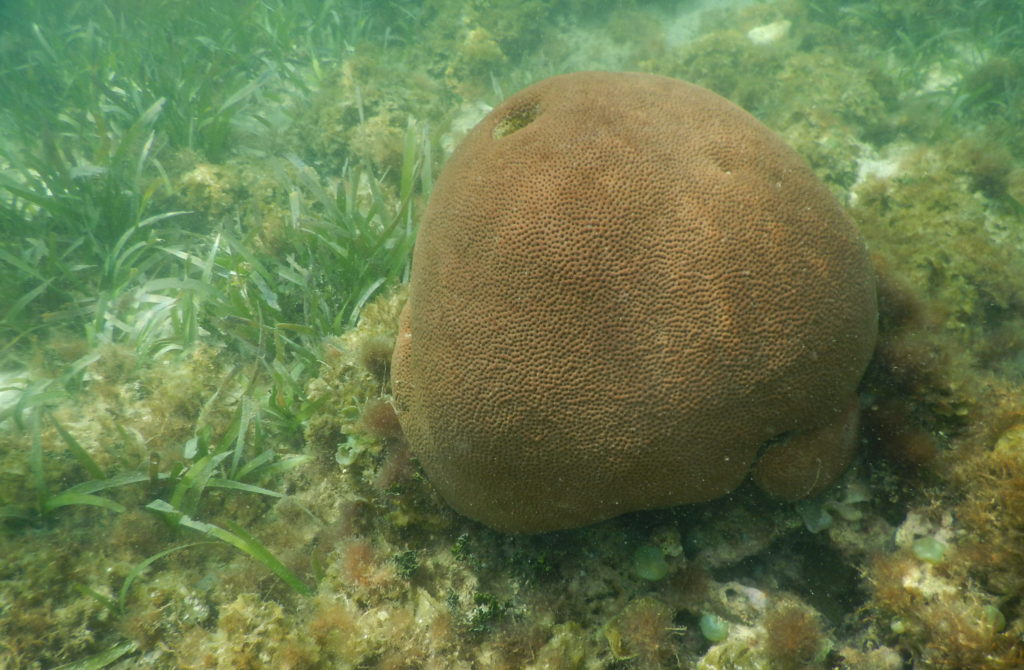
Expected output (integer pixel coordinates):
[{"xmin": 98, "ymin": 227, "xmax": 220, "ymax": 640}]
[{"xmin": 2, "ymin": 0, "xmax": 1024, "ymax": 668}]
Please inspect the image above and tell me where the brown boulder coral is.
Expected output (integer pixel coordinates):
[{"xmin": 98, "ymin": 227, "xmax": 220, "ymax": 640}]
[{"xmin": 392, "ymin": 71, "xmax": 877, "ymax": 533}]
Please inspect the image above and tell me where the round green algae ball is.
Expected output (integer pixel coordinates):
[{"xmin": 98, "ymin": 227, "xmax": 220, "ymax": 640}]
[
  {"xmin": 633, "ymin": 545, "xmax": 669, "ymax": 581},
  {"xmin": 982, "ymin": 605, "xmax": 1006, "ymax": 632},
  {"xmin": 699, "ymin": 613, "xmax": 730, "ymax": 642},
  {"xmin": 912, "ymin": 537, "xmax": 947, "ymax": 564}
]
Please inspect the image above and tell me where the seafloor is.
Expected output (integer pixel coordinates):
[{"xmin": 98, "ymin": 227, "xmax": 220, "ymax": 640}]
[{"xmin": 2, "ymin": 0, "xmax": 1024, "ymax": 668}]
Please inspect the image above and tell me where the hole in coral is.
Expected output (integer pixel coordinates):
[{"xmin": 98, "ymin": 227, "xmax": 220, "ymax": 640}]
[{"xmin": 492, "ymin": 102, "xmax": 540, "ymax": 139}]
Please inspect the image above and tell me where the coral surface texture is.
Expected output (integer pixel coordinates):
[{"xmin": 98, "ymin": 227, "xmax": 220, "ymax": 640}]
[{"xmin": 393, "ymin": 71, "xmax": 878, "ymax": 532}]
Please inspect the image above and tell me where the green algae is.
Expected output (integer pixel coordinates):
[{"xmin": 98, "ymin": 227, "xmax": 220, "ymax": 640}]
[
  {"xmin": 911, "ymin": 536, "xmax": 948, "ymax": 564},
  {"xmin": 699, "ymin": 613, "xmax": 731, "ymax": 642},
  {"xmin": 632, "ymin": 544, "xmax": 670, "ymax": 581}
]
